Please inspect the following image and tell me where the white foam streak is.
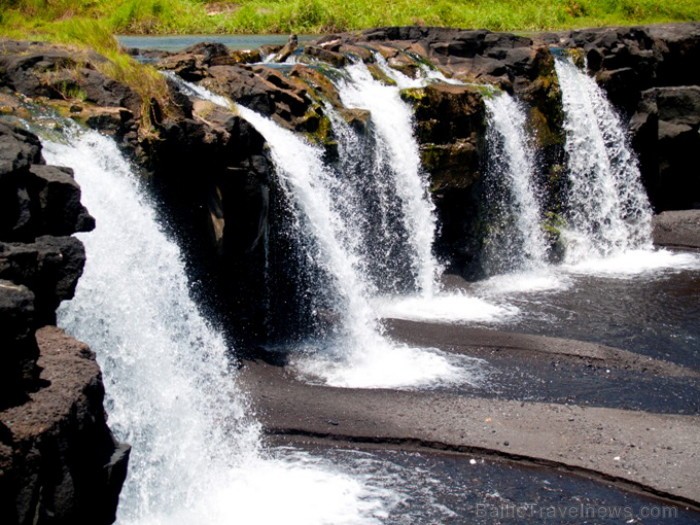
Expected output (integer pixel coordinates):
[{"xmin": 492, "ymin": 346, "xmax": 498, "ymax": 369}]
[
  {"xmin": 555, "ymin": 56, "xmax": 653, "ymax": 261},
  {"xmin": 339, "ymin": 58, "xmax": 442, "ymax": 296},
  {"xmin": 562, "ymin": 248, "xmax": 700, "ymax": 277},
  {"xmin": 376, "ymin": 293, "xmax": 519, "ymax": 324},
  {"xmin": 483, "ymin": 92, "xmax": 548, "ymax": 274}
]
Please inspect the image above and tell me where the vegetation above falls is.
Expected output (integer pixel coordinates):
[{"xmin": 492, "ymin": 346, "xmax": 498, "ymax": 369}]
[{"xmin": 2, "ymin": 0, "xmax": 699, "ymax": 36}]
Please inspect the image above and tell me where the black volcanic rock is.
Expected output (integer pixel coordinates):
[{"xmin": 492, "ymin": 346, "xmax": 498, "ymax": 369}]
[{"xmin": 0, "ymin": 124, "xmax": 126, "ymax": 524}]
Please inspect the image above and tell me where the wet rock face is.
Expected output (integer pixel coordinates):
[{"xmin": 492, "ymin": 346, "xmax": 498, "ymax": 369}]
[
  {"xmin": 0, "ymin": 124, "xmax": 127, "ymax": 524},
  {"xmin": 652, "ymin": 209, "xmax": 700, "ymax": 250}
]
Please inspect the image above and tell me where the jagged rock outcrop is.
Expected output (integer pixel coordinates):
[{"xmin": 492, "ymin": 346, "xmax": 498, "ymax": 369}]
[
  {"xmin": 0, "ymin": 122, "xmax": 128, "ymax": 524},
  {"xmin": 1, "ymin": 327, "xmax": 129, "ymax": 525},
  {"xmin": 0, "ymin": 41, "xmax": 141, "ymax": 150}
]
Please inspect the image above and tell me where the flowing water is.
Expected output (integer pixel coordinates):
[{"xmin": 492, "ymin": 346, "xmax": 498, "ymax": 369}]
[
  {"xmin": 237, "ymin": 107, "xmax": 479, "ymax": 389},
  {"xmin": 34, "ymin": 120, "xmax": 696, "ymax": 525},
  {"xmin": 18, "ymin": 45, "xmax": 699, "ymax": 524},
  {"xmin": 337, "ymin": 57, "xmax": 442, "ymax": 297},
  {"xmin": 386, "ymin": 55, "xmax": 698, "ymax": 338},
  {"xmin": 481, "ymin": 92, "xmax": 548, "ymax": 275},
  {"xmin": 45, "ymin": 128, "xmax": 411, "ymax": 524},
  {"xmin": 165, "ymin": 72, "xmax": 481, "ymax": 390},
  {"xmin": 554, "ymin": 55, "xmax": 653, "ymax": 261}
]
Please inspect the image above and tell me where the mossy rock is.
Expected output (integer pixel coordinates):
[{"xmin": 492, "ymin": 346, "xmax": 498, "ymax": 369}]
[
  {"xmin": 289, "ymin": 64, "xmax": 343, "ymax": 108},
  {"xmin": 400, "ymin": 87, "xmax": 427, "ymax": 104},
  {"xmin": 338, "ymin": 44, "xmax": 375, "ymax": 62},
  {"xmin": 541, "ymin": 210, "xmax": 568, "ymax": 262},
  {"xmin": 302, "ymin": 109, "xmax": 333, "ymax": 145},
  {"xmin": 421, "ymin": 141, "xmax": 481, "ymax": 192},
  {"xmin": 529, "ymin": 106, "xmax": 563, "ymax": 148},
  {"xmin": 522, "ymin": 48, "xmax": 565, "ymax": 149},
  {"xmin": 402, "ymin": 83, "xmax": 486, "ymax": 144},
  {"xmin": 366, "ymin": 63, "xmax": 397, "ymax": 86},
  {"xmin": 338, "ymin": 108, "xmax": 370, "ymax": 132},
  {"xmin": 228, "ymin": 49, "xmax": 262, "ymax": 65},
  {"xmin": 566, "ymin": 48, "xmax": 586, "ymax": 69}
]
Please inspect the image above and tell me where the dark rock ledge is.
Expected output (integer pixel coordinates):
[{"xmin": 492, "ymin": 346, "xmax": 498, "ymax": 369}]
[
  {"xmin": 241, "ymin": 325, "xmax": 700, "ymax": 507},
  {"xmin": 0, "ymin": 122, "xmax": 127, "ymax": 524}
]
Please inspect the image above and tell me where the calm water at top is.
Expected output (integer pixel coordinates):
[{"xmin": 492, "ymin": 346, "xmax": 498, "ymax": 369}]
[{"xmin": 117, "ymin": 34, "xmax": 315, "ymax": 52}]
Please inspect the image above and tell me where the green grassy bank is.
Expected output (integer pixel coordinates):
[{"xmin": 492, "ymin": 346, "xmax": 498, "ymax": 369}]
[{"xmin": 2, "ymin": 0, "xmax": 699, "ymax": 37}]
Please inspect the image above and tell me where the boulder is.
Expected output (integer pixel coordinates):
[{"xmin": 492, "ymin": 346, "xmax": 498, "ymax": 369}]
[
  {"xmin": 0, "ymin": 327, "xmax": 129, "ymax": 525},
  {"xmin": 27, "ymin": 165, "xmax": 95, "ymax": 235},
  {"xmin": 0, "ymin": 236, "xmax": 86, "ymax": 325},
  {"xmin": 652, "ymin": 210, "xmax": 700, "ymax": 249},
  {"xmin": 400, "ymin": 82, "xmax": 485, "ymax": 144},
  {"xmin": 0, "ymin": 123, "xmax": 42, "ymax": 178},
  {"xmin": 202, "ymin": 64, "xmax": 318, "ymax": 131},
  {"xmin": 0, "ymin": 123, "xmax": 95, "ymax": 242},
  {"xmin": 0, "ymin": 280, "xmax": 37, "ymax": 408},
  {"xmin": 0, "ymin": 280, "xmax": 34, "ymax": 347},
  {"xmin": 631, "ymin": 86, "xmax": 700, "ymax": 210},
  {"xmin": 0, "ymin": 44, "xmax": 140, "ymax": 115}
]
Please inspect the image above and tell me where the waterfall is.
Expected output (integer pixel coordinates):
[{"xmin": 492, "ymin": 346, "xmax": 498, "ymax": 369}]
[
  {"xmin": 44, "ymin": 127, "xmax": 405, "ymax": 524},
  {"xmin": 337, "ymin": 57, "xmax": 442, "ymax": 297},
  {"xmin": 238, "ymin": 107, "xmax": 478, "ymax": 389},
  {"xmin": 554, "ymin": 56, "xmax": 653, "ymax": 261},
  {"xmin": 161, "ymin": 73, "xmax": 479, "ymax": 388},
  {"xmin": 237, "ymin": 106, "xmax": 379, "ymax": 349},
  {"xmin": 324, "ymin": 105, "xmax": 416, "ymax": 294},
  {"xmin": 481, "ymin": 92, "xmax": 548, "ymax": 275}
]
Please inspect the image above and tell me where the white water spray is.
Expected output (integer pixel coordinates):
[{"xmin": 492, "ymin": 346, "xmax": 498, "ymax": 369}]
[
  {"xmin": 45, "ymin": 127, "xmax": 409, "ymax": 524},
  {"xmin": 238, "ymin": 107, "xmax": 480, "ymax": 389},
  {"xmin": 338, "ymin": 57, "xmax": 442, "ymax": 297},
  {"xmin": 482, "ymin": 92, "xmax": 548, "ymax": 274},
  {"xmin": 554, "ymin": 56, "xmax": 653, "ymax": 261}
]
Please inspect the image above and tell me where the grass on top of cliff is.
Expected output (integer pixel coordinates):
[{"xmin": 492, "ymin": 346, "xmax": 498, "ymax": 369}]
[
  {"xmin": 1, "ymin": 0, "xmax": 699, "ymax": 35},
  {"xmin": 0, "ymin": 15, "xmax": 172, "ymax": 132}
]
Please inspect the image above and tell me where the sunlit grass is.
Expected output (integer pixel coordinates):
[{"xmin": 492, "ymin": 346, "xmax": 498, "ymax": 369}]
[
  {"xmin": 0, "ymin": 14, "xmax": 171, "ymax": 132},
  {"xmin": 1, "ymin": 0, "xmax": 699, "ymax": 35}
]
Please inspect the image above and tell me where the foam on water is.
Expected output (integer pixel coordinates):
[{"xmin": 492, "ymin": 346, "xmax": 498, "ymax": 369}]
[
  {"xmin": 375, "ymin": 293, "xmax": 519, "ymax": 324},
  {"xmin": 475, "ymin": 270, "xmax": 572, "ymax": 296},
  {"xmin": 562, "ymin": 248, "xmax": 700, "ymax": 277},
  {"xmin": 291, "ymin": 337, "xmax": 484, "ymax": 390}
]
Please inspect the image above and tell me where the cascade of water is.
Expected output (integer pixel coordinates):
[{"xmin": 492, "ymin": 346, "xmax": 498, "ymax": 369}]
[
  {"xmin": 237, "ymin": 106, "xmax": 379, "ymax": 347},
  {"xmin": 238, "ymin": 107, "xmax": 477, "ymax": 389},
  {"xmin": 161, "ymin": 73, "xmax": 479, "ymax": 388},
  {"xmin": 337, "ymin": 57, "xmax": 442, "ymax": 297},
  {"xmin": 554, "ymin": 56, "xmax": 653, "ymax": 260},
  {"xmin": 45, "ymin": 127, "xmax": 407, "ymax": 524},
  {"xmin": 324, "ymin": 105, "xmax": 416, "ymax": 294},
  {"xmin": 482, "ymin": 92, "xmax": 548, "ymax": 275}
]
